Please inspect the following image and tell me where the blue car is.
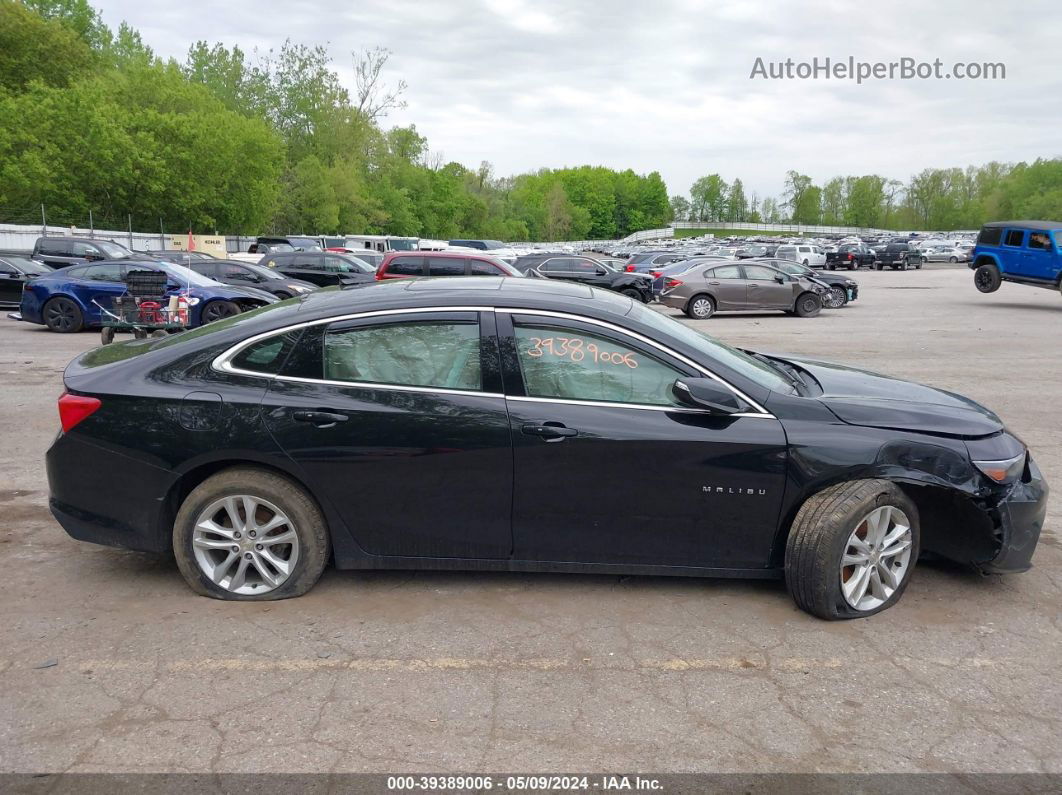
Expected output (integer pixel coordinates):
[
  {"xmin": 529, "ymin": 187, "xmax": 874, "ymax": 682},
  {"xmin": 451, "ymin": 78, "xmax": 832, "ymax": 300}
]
[
  {"xmin": 19, "ymin": 259, "xmax": 278, "ymax": 333},
  {"xmin": 971, "ymin": 221, "xmax": 1062, "ymax": 296}
]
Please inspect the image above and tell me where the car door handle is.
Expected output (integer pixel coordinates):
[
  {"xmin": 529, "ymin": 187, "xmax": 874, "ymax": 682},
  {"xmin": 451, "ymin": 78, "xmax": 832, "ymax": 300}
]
[
  {"xmin": 708, "ymin": 280, "xmax": 721, "ymax": 285},
  {"xmin": 293, "ymin": 410, "xmax": 349, "ymax": 427},
  {"xmin": 521, "ymin": 422, "xmax": 578, "ymax": 441}
]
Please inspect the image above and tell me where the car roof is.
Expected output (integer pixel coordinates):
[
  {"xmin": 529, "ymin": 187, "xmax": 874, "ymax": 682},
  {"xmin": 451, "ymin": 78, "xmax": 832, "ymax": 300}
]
[{"xmin": 982, "ymin": 220, "xmax": 1062, "ymax": 230}]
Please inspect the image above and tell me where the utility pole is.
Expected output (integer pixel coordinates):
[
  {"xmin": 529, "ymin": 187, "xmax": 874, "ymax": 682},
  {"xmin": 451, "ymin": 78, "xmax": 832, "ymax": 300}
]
[
  {"xmin": 89, "ymin": 209, "xmax": 94, "ymax": 238},
  {"xmin": 159, "ymin": 217, "xmax": 165, "ymax": 250},
  {"xmin": 128, "ymin": 214, "xmax": 133, "ymax": 249},
  {"xmin": 41, "ymin": 204, "xmax": 46, "ymax": 236}
]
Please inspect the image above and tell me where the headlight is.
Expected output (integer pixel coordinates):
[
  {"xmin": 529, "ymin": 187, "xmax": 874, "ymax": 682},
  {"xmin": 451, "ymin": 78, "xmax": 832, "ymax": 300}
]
[
  {"xmin": 844, "ymin": 279, "xmax": 857, "ymax": 286},
  {"xmin": 288, "ymin": 284, "xmax": 311, "ymax": 293},
  {"xmin": 186, "ymin": 297, "xmax": 200, "ymax": 306},
  {"xmin": 973, "ymin": 451, "xmax": 1026, "ymax": 484}
]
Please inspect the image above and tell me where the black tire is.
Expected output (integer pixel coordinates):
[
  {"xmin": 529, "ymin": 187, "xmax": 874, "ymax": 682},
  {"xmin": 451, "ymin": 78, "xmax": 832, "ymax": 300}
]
[
  {"xmin": 173, "ymin": 467, "xmax": 330, "ymax": 601},
  {"xmin": 827, "ymin": 264, "xmax": 836, "ymax": 271},
  {"xmin": 620, "ymin": 288, "xmax": 642, "ymax": 301},
  {"xmin": 273, "ymin": 291, "xmax": 293, "ymax": 300},
  {"xmin": 201, "ymin": 299, "xmax": 241, "ymax": 324},
  {"xmin": 685, "ymin": 294, "xmax": 715, "ymax": 319},
  {"xmin": 974, "ymin": 263, "xmax": 1002, "ymax": 293},
  {"xmin": 802, "ymin": 259, "xmax": 809, "ymax": 267},
  {"xmin": 899, "ymin": 259, "xmax": 908, "ymax": 271},
  {"xmin": 794, "ymin": 292, "xmax": 822, "ymax": 317},
  {"xmin": 785, "ymin": 479, "xmax": 920, "ymax": 620},
  {"xmin": 875, "ymin": 263, "xmax": 883, "ymax": 271},
  {"xmin": 150, "ymin": 329, "xmax": 168, "ymax": 338},
  {"xmin": 848, "ymin": 264, "xmax": 855, "ymax": 271},
  {"xmin": 43, "ymin": 297, "xmax": 83, "ymax": 333},
  {"xmin": 100, "ymin": 326, "xmax": 115, "ymax": 345},
  {"xmin": 949, "ymin": 256, "xmax": 958, "ymax": 263},
  {"xmin": 824, "ymin": 286, "xmax": 847, "ymax": 309}
]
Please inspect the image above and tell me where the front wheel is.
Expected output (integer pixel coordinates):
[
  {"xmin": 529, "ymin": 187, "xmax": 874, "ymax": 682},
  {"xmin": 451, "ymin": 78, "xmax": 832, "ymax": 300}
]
[
  {"xmin": 824, "ymin": 286, "xmax": 847, "ymax": 309},
  {"xmin": 949, "ymin": 256, "xmax": 958, "ymax": 263},
  {"xmin": 685, "ymin": 294, "xmax": 715, "ymax": 319},
  {"xmin": 620, "ymin": 288, "xmax": 642, "ymax": 302},
  {"xmin": 974, "ymin": 264, "xmax": 1002, "ymax": 293},
  {"xmin": 173, "ymin": 467, "xmax": 330, "ymax": 600},
  {"xmin": 785, "ymin": 479, "xmax": 919, "ymax": 619},
  {"xmin": 875, "ymin": 263, "xmax": 883, "ymax": 271},
  {"xmin": 794, "ymin": 292, "xmax": 822, "ymax": 317}
]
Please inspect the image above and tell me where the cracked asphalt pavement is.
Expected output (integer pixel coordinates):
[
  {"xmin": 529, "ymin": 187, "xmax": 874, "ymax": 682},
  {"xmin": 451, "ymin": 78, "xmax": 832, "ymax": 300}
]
[{"xmin": 1, "ymin": 265, "xmax": 1059, "ymax": 774}]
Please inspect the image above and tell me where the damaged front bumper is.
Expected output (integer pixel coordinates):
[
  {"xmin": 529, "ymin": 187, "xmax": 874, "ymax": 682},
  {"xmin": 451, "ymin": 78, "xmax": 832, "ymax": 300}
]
[{"xmin": 976, "ymin": 455, "xmax": 1049, "ymax": 574}]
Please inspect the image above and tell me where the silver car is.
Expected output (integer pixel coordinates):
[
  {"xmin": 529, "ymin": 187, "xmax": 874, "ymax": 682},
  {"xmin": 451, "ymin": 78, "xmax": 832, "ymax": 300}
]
[{"xmin": 659, "ymin": 261, "xmax": 828, "ymax": 319}]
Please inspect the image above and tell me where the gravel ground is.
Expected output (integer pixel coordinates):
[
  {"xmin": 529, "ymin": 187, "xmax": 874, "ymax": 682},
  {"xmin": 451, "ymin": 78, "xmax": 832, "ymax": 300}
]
[{"xmin": 0, "ymin": 264, "xmax": 1059, "ymax": 775}]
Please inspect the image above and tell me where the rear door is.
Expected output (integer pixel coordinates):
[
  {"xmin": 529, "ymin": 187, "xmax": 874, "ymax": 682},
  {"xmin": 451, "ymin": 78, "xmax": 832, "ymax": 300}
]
[
  {"xmin": 0, "ymin": 258, "xmax": 24, "ymax": 305},
  {"xmin": 75, "ymin": 262, "xmax": 128, "ymax": 322},
  {"xmin": 702, "ymin": 264, "xmax": 746, "ymax": 309},
  {"xmin": 1000, "ymin": 229, "xmax": 1025, "ymax": 274},
  {"xmin": 427, "ymin": 256, "xmax": 467, "ymax": 277},
  {"xmin": 261, "ymin": 310, "xmax": 514, "ymax": 559},
  {"xmin": 498, "ymin": 311, "xmax": 787, "ymax": 568}
]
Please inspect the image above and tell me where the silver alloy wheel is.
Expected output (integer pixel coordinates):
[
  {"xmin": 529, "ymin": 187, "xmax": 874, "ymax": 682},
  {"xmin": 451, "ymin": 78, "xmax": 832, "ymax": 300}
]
[
  {"xmin": 840, "ymin": 505, "xmax": 913, "ymax": 611},
  {"xmin": 192, "ymin": 495, "xmax": 299, "ymax": 595},
  {"xmin": 690, "ymin": 297, "xmax": 713, "ymax": 318},
  {"xmin": 825, "ymin": 286, "xmax": 846, "ymax": 308}
]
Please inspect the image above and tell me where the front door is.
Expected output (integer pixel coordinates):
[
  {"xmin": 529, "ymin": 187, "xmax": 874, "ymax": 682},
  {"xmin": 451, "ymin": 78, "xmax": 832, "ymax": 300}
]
[
  {"xmin": 261, "ymin": 310, "xmax": 514, "ymax": 560},
  {"xmin": 498, "ymin": 311, "xmax": 787, "ymax": 569},
  {"xmin": 741, "ymin": 264, "xmax": 794, "ymax": 309},
  {"xmin": 1020, "ymin": 230, "xmax": 1055, "ymax": 280}
]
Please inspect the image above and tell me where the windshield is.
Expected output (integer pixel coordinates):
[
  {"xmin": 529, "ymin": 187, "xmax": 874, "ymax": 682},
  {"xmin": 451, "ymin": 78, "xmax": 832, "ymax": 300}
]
[
  {"xmin": 158, "ymin": 263, "xmax": 221, "ymax": 287},
  {"xmin": 245, "ymin": 263, "xmax": 285, "ymax": 281},
  {"xmin": 3, "ymin": 256, "xmax": 50, "ymax": 274},
  {"xmin": 628, "ymin": 303, "xmax": 796, "ymax": 395},
  {"xmin": 99, "ymin": 241, "xmax": 132, "ymax": 259},
  {"xmin": 387, "ymin": 239, "xmax": 417, "ymax": 251}
]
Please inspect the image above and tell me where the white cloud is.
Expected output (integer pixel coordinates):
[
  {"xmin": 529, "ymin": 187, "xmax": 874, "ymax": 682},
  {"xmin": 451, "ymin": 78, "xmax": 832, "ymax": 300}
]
[{"xmin": 93, "ymin": 0, "xmax": 1062, "ymax": 200}]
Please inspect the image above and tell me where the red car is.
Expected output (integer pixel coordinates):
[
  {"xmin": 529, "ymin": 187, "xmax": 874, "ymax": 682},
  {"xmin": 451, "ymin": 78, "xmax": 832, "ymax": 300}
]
[{"xmin": 376, "ymin": 250, "xmax": 522, "ymax": 280}]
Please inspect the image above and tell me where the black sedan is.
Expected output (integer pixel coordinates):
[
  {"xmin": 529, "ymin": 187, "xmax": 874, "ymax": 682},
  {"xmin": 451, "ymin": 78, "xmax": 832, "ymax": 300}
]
[
  {"xmin": 258, "ymin": 251, "xmax": 376, "ymax": 288},
  {"xmin": 752, "ymin": 258, "xmax": 859, "ymax": 308},
  {"xmin": 47, "ymin": 279, "xmax": 1046, "ymax": 619},
  {"xmin": 0, "ymin": 251, "xmax": 52, "ymax": 307},
  {"xmin": 188, "ymin": 260, "xmax": 318, "ymax": 299},
  {"xmin": 512, "ymin": 254, "xmax": 653, "ymax": 302}
]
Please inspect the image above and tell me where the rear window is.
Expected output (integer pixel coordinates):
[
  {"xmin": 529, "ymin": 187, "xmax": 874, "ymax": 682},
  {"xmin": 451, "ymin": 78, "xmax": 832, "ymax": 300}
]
[
  {"xmin": 1004, "ymin": 229, "xmax": 1025, "ymax": 247},
  {"xmin": 977, "ymin": 227, "xmax": 1003, "ymax": 245},
  {"xmin": 231, "ymin": 330, "xmax": 303, "ymax": 375},
  {"xmin": 428, "ymin": 257, "xmax": 466, "ymax": 276}
]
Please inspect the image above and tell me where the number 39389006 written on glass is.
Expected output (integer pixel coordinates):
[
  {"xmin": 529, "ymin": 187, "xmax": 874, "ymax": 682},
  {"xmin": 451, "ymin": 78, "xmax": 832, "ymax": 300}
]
[{"xmin": 525, "ymin": 337, "xmax": 639, "ymax": 369}]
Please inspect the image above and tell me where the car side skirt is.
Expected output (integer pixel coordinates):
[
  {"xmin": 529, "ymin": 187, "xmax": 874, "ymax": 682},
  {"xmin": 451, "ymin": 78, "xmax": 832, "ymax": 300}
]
[{"xmin": 332, "ymin": 552, "xmax": 784, "ymax": 579}]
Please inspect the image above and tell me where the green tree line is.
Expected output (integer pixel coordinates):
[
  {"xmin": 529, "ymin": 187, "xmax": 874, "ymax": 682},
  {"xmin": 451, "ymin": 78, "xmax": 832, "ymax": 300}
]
[
  {"xmin": 671, "ymin": 160, "xmax": 1062, "ymax": 230},
  {"xmin": 0, "ymin": 0, "xmax": 672, "ymax": 239}
]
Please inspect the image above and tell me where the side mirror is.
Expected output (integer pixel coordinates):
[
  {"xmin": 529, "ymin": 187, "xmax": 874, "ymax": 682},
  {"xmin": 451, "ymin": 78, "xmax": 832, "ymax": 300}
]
[
  {"xmin": 595, "ymin": 266, "xmax": 607, "ymax": 275},
  {"xmin": 774, "ymin": 275, "xmax": 786, "ymax": 283},
  {"xmin": 671, "ymin": 377, "xmax": 745, "ymax": 414}
]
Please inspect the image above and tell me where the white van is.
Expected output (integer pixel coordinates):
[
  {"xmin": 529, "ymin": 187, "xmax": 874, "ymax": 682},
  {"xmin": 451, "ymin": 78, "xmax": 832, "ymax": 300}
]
[
  {"xmin": 775, "ymin": 244, "xmax": 826, "ymax": 269},
  {"xmin": 344, "ymin": 235, "xmax": 419, "ymax": 253}
]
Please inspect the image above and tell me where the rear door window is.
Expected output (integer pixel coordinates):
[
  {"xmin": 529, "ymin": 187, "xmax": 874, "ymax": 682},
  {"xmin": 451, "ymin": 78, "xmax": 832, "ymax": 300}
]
[
  {"xmin": 470, "ymin": 259, "xmax": 504, "ymax": 276},
  {"xmin": 82, "ymin": 263, "xmax": 125, "ymax": 282},
  {"xmin": 294, "ymin": 253, "xmax": 323, "ymax": 270},
  {"xmin": 324, "ymin": 318, "xmax": 481, "ymax": 391},
  {"xmin": 977, "ymin": 227, "xmax": 1003, "ymax": 245},
  {"xmin": 428, "ymin": 257, "xmax": 466, "ymax": 276},
  {"xmin": 1004, "ymin": 229, "xmax": 1025, "ymax": 247}
]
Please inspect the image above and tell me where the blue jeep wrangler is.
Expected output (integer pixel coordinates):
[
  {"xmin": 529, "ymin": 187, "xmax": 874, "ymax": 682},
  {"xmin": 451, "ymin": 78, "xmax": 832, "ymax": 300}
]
[{"xmin": 971, "ymin": 221, "xmax": 1062, "ymax": 296}]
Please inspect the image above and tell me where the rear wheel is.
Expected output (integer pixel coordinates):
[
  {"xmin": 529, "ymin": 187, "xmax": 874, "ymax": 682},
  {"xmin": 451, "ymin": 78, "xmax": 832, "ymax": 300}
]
[
  {"xmin": 100, "ymin": 326, "xmax": 116, "ymax": 345},
  {"xmin": 785, "ymin": 479, "xmax": 919, "ymax": 619},
  {"xmin": 201, "ymin": 300, "xmax": 240, "ymax": 324},
  {"xmin": 685, "ymin": 294, "xmax": 715, "ymax": 319},
  {"xmin": 794, "ymin": 292, "xmax": 822, "ymax": 317},
  {"xmin": 899, "ymin": 259, "xmax": 909, "ymax": 271},
  {"xmin": 974, "ymin": 263, "xmax": 1002, "ymax": 293},
  {"xmin": 875, "ymin": 263, "xmax": 883, "ymax": 271},
  {"xmin": 173, "ymin": 467, "xmax": 330, "ymax": 600},
  {"xmin": 43, "ymin": 297, "xmax": 83, "ymax": 333}
]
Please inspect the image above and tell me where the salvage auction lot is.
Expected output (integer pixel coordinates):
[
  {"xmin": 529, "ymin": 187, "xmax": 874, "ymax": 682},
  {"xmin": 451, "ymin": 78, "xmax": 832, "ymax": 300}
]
[{"xmin": 1, "ymin": 265, "xmax": 1060, "ymax": 773}]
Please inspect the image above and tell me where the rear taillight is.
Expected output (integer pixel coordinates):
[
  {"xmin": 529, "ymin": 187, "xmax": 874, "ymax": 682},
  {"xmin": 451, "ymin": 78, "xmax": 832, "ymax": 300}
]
[
  {"xmin": 847, "ymin": 253, "xmax": 854, "ymax": 260},
  {"xmin": 665, "ymin": 278, "xmax": 684, "ymax": 289},
  {"xmin": 625, "ymin": 265, "xmax": 636, "ymax": 272},
  {"xmin": 58, "ymin": 391, "xmax": 101, "ymax": 432},
  {"xmin": 649, "ymin": 270, "xmax": 662, "ymax": 279}
]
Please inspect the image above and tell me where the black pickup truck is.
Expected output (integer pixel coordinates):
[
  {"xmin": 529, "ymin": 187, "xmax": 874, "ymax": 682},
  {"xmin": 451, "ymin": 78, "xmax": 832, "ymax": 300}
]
[
  {"xmin": 826, "ymin": 243, "xmax": 876, "ymax": 270},
  {"xmin": 875, "ymin": 241, "xmax": 923, "ymax": 271}
]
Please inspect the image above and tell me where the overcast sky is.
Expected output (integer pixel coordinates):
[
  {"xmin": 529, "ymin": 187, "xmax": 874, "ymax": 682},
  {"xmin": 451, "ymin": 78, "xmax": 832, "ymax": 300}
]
[{"xmin": 93, "ymin": 0, "xmax": 1061, "ymax": 201}]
